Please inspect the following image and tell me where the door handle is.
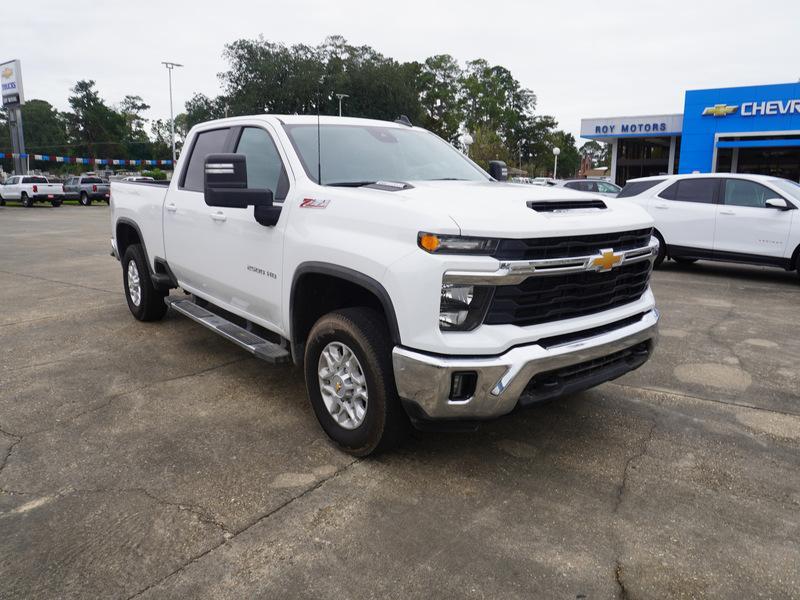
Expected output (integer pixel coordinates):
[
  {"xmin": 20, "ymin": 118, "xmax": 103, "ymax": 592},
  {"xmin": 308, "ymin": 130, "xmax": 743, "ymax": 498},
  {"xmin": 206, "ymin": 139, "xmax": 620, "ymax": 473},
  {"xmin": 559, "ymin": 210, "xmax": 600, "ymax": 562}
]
[
  {"xmin": 210, "ymin": 211, "xmax": 227, "ymax": 222},
  {"xmin": 165, "ymin": 203, "xmax": 177, "ymax": 212},
  {"xmin": 719, "ymin": 210, "xmax": 735, "ymax": 215}
]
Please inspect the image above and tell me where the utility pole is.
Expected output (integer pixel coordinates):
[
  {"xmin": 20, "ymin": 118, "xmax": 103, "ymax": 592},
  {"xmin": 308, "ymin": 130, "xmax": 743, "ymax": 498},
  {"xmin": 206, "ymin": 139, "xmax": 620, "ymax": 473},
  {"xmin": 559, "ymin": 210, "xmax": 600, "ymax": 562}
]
[
  {"xmin": 161, "ymin": 61, "xmax": 183, "ymax": 163},
  {"xmin": 336, "ymin": 93, "xmax": 349, "ymax": 117}
]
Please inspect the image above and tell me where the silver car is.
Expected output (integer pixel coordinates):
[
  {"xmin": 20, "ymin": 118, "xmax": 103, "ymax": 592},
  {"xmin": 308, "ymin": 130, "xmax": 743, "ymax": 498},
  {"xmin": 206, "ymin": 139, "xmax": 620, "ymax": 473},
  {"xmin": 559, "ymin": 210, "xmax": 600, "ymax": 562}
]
[{"xmin": 554, "ymin": 179, "xmax": 621, "ymax": 197}]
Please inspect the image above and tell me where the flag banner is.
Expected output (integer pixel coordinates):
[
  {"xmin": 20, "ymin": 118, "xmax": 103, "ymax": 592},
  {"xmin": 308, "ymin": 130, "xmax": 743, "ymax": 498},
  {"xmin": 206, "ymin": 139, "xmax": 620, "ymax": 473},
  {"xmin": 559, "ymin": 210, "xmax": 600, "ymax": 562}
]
[{"xmin": 1, "ymin": 154, "xmax": 173, "ymax": 167}]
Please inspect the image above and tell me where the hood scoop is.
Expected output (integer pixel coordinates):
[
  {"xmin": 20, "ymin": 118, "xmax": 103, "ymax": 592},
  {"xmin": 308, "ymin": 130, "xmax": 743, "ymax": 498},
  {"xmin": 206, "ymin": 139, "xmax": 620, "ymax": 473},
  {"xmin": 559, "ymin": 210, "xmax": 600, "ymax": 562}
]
[{"xmin": 527, "ymin": 199, "xmax": 607, "ymax": 212}]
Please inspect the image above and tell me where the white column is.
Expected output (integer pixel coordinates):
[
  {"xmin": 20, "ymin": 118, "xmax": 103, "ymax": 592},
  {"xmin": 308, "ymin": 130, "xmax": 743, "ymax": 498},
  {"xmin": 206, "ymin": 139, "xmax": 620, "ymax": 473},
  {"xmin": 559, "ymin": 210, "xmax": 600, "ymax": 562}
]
[
  {"xmin": 609, "ymin": 139, "xmax": 618, "ymax": 185},
  {"xmin": 667, "ymin": 136, "xmax": 676, "ymax": 175}
]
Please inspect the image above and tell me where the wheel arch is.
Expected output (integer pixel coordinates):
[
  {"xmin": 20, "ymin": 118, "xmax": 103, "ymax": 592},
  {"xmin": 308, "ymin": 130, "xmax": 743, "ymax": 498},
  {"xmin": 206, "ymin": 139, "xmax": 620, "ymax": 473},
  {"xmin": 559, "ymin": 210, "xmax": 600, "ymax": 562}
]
[{"xmin": 290, "ymin": 262, "xmax": 401, "ymax": 366}]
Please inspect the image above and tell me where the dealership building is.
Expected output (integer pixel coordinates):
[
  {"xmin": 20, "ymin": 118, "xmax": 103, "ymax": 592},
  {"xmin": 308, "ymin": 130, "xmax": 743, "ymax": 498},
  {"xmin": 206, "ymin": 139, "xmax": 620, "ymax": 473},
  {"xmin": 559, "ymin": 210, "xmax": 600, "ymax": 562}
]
[{"xmin": 581, "ymin": 81, "xmax": 800, "ymax": 186}]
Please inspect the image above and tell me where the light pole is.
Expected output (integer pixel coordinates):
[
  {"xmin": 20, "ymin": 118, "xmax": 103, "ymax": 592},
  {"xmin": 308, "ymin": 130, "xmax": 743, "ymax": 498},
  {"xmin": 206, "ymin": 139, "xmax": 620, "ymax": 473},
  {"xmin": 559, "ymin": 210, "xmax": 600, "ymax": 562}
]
[
  {"xmin": 162, "ymin": 61, "xmax": 183, "ymax": 163},
  {"xmin": 459, "ymin": 132, "xmax": 474, "ymax": 157},
  {"xmin": 336, "ymin": 93, "xmax": 349, "ymax": 117},
  {"xmin": 552, "ymin": 147, "xmax": 561, "ymax": 179}
]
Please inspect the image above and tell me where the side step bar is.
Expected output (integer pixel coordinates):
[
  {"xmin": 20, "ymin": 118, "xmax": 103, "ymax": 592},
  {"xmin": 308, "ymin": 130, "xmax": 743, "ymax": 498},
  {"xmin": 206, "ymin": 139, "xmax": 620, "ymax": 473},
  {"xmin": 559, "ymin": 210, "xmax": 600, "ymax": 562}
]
[{"xmin": 166, "ymin": 298, "xmax": 290, "ymax": 364}]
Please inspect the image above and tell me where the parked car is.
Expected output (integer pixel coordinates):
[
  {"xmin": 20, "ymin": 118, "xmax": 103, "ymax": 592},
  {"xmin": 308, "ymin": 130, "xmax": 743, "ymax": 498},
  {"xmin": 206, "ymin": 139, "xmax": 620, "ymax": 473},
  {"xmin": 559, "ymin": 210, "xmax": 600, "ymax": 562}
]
[
  {"xmin": 0, "ymin": 175, "xmax": 64, "ymax": 207},
  {"xmin": 531, "ymin": 177, "xmax": 556, "ymax": 186},
  {"xmin": 64, "ymin": 175, "xmax": 111, "ymax": 205},
  {"xmin": 110, "ymin": 115, "xmax": 660, "ymax": 455},
  {"xmin": 620, "ymin": 173, "xmax": 800, "ymax": 274},
  {"xmin": 554, "ymin": 179, "xmax": 622, "ymax": 197},
  {"xmin": 122, "ymin": 176, "xmax": 155, "ymax": 182}
]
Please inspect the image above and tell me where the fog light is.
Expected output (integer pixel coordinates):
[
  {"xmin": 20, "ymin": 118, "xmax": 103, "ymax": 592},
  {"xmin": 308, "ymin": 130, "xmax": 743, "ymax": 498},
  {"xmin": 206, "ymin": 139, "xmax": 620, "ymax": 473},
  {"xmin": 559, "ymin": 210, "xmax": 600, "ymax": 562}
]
[{"xmin": 450, "ymin": 371, "xmax": 477, "ymax": 401}]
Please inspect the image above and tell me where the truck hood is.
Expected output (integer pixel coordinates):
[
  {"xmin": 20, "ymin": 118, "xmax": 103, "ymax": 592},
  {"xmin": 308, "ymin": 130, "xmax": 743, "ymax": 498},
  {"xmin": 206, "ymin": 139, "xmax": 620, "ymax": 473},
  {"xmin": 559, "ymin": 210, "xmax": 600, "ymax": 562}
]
[{"xmin": 384, "ymin": 180, "xmax": 653, "ymax": 237}]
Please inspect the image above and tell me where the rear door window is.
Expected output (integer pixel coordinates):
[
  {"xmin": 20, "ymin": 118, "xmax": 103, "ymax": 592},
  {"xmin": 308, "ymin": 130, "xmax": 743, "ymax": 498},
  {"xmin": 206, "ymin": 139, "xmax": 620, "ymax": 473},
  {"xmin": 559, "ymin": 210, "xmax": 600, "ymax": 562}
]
[
  {"xmin": 660, "ymin": 179, "xmax": 718, "ymax": 203},
  {"xmin": 182, "ymin": 128, "xmax": 231, "ymax": 192},
  {"xmin": 617, "ymin": 179, "xmax": 665, "ymax": 198}
]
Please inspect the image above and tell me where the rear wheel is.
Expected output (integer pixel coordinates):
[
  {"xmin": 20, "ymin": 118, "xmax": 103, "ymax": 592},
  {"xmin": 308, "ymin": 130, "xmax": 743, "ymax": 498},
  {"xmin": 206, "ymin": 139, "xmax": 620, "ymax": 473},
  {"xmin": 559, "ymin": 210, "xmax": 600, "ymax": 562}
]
[
  {"xmin": 122, "ymin": 244, "xmax": 167, "ymax": 321},
  {"xmin": 21, "ymin": 193, "xmax": 32, "ymax": 208},
  {"xmin": 304, "ymin": 308, "xmax": 408, "ymax": 456},
  {"xmin": 51, "ymin": 200, "xmax": 62, "ymax": 207},
  {"xmin": 79, "ymin": 192, "xmax": 91, "ymax": 206},
  {"xmin": 0, "ymin": 196, "xmax": 5, "ymax": 206}
]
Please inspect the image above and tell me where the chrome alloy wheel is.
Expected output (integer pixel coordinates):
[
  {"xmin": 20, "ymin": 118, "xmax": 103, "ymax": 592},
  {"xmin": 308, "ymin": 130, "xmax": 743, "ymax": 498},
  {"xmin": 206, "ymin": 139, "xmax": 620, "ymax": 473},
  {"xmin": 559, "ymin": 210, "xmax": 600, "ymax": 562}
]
[
  {"xmin": 127, "ymin": 260, "xmax": 142, "ymax": 307},
  {"xmin": 318, "ymin": 342, "xmax": 368, "ymax": 430}
]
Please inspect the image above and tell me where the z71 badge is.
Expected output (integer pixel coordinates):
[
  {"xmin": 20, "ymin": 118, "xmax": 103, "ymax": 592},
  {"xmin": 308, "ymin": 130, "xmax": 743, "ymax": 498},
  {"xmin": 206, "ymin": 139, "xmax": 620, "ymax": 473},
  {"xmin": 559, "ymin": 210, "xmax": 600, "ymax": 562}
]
[{"xmin": 300, "ymin": 198, "xmax": 330, "ymax": 209}]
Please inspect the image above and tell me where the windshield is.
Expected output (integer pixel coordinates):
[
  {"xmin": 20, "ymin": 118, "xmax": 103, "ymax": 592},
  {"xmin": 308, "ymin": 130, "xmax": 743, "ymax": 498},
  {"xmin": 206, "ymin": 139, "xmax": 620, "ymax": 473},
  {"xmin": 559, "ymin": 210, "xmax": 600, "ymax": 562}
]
[
  {"xmin": 283, "ymin": 124, "xmax": 487, "ymax": 185},
  {"xmin": 769, "ymin": 178, "xmax": 800, "ymax": 203}
]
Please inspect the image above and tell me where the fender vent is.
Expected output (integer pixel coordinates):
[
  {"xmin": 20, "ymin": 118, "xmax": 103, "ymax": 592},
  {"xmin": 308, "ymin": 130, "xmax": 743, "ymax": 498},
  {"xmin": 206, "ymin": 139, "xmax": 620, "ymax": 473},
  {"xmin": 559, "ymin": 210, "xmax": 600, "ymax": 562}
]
[{"xmin": 528, "ymin": 200, "xmax": 607, "ymax": 212}]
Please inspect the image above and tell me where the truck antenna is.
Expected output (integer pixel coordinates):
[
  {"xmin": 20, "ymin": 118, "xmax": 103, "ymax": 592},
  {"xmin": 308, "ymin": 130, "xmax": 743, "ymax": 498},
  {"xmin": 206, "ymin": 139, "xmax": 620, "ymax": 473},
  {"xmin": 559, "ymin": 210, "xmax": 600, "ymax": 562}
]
[{"xmin": 316, "ymin": 82, "xmax": 323, "ymax": 185}]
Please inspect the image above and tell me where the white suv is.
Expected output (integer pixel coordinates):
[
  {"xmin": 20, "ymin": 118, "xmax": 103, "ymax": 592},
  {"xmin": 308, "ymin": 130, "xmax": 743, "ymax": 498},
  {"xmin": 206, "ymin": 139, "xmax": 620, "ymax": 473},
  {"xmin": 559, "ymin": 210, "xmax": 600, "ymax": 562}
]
[{"xmin": 619, "ymin": 173, "xmax": 800, "ymax": 276}]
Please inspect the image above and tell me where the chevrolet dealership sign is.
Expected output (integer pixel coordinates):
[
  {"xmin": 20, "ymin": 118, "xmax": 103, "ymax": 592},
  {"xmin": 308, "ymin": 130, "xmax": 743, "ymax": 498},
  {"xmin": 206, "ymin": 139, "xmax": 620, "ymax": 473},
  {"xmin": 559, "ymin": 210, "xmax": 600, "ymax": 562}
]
[
  {"xmin": 702, "ymin": 99, "xmax": 800, "ymax": 117},
  {"xmin": 1, "ymin": 59, "xmax": 25, "ymax": 107}
]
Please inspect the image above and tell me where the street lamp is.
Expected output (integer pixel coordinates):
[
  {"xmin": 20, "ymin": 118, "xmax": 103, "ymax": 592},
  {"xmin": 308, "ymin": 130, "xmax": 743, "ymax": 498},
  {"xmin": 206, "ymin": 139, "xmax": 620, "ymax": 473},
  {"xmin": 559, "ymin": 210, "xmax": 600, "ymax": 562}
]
[
  {"xmin": 552, "ymin": 147, "xmax": 561, "ymax": 179},
  {"xmin": 162, "ymin": 61, "xmax": 183, "ymax": 163},
  {"xmin": 459, "ymin": 132, "xmax": 474, "ymax": 156},
  {"xmin": 335, "ymin": 93, "xmax": 349, "ymax": 117}
]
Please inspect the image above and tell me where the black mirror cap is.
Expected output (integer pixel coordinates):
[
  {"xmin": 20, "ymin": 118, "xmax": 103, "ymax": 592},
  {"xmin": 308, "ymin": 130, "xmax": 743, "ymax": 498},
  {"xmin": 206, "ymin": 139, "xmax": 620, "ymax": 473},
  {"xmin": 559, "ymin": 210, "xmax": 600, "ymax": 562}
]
[
  {"xmin": 204, "ymin": 153, "xmax": 274, "ymax": 209},
  {"xmin": 488, "ymin": 160, "xmax": 508, "ymax": 182}
]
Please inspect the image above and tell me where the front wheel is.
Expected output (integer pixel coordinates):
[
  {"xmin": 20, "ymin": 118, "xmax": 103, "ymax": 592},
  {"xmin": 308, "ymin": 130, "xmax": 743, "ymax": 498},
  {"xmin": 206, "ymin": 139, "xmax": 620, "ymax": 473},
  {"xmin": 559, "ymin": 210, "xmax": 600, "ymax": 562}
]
[
  {"xmin": 21, "ymin": 193, "xmax": 33, "ymax": 208},
  {"xmin": 79, "ymin": 192, "xmax": 91, "ymax": 206},
  {"xmin": 304, "ymin": 308, "xmax": 408, "ymax": 456},
  {"xmin": 122, "ymin": 244, "xmax": 167, "ymax": 321}
]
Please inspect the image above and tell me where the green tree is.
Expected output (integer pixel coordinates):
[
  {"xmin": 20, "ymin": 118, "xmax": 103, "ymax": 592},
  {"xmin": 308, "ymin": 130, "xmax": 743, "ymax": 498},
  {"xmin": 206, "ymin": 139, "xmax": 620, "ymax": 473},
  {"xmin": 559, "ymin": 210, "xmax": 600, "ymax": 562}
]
[
  {"xmin": 65, "ymin": 80, "xmax": 127, "ymax": 158},
  {"xmin": 418, "ymin": 54, "xmax": 464, "ymax": 143},
  {"xmin": 19, "ymin": 100, "xmax": 68, "ymax": 156},
  {"xmin": 579, "ymin": 140, "xmax": 609, "ymax": 167},
  {"xmin": 468, "ymin": 126, "xmax": 510, "ymax": 170}
]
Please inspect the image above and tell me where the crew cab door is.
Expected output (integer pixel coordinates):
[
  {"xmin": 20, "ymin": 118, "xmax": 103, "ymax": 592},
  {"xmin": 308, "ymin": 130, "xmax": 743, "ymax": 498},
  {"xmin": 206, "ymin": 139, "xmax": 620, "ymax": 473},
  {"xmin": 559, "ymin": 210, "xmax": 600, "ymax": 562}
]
[
  {"xmin": 3, "ymin": 176, "xmax": 21, "ymax": 199},
  {"xmin": 651, "ymin": 178, "xmax": 719, "ymax": 251},
  {"xmin": 204, "ymin": 125, "xmax": 290, "ymax": 330},
  {"xmin": 713, "ymin": 178, "xmax": 794, "ymax": 260},
  {"xmin": 163, "ymin": 124, "xmax": 290, "ymax": 332}
]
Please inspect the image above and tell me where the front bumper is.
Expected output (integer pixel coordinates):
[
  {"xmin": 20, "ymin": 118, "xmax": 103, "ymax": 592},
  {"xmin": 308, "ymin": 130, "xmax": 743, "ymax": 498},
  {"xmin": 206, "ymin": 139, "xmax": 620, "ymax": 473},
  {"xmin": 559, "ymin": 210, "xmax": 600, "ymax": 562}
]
[{"xmin": 392, "ymin": 308, "xmax": 659, "ymax": 421}]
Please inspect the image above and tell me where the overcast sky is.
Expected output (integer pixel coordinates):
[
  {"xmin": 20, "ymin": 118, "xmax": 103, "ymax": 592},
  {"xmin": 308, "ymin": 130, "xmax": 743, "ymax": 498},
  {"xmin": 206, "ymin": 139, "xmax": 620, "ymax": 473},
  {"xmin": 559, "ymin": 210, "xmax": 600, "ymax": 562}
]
[{"xmin": 5, "ymin": 0, "xmax": 800, "ymax": 142}]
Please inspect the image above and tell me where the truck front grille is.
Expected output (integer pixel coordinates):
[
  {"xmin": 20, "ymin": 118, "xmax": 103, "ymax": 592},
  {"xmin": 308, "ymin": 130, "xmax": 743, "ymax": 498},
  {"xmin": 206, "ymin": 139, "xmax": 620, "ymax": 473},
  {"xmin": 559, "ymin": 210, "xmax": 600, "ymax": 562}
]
[
  {"xmin": 493, "ymin": 228, "xmax": 653, "ymax": 261},
  {"xmin": 484, "ymin": 260, "xmax": 651, "ymax": 327}
]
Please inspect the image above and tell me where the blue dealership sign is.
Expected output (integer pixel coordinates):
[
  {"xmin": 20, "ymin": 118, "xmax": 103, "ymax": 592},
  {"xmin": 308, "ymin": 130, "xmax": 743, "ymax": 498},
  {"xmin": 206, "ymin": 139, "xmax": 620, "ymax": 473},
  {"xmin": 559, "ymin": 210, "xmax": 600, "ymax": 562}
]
[{"xmin": 679, "ymin": 82, "xmax": 800, "ymax": 173}]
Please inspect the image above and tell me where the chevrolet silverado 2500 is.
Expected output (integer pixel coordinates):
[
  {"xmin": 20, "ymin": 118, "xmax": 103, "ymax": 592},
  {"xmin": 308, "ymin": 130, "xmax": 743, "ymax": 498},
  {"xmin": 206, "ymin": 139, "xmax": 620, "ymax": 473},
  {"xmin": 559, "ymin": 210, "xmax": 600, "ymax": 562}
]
[{"xmin": 110, "ymin": 115, "xmax": 660, "ymax": 455}]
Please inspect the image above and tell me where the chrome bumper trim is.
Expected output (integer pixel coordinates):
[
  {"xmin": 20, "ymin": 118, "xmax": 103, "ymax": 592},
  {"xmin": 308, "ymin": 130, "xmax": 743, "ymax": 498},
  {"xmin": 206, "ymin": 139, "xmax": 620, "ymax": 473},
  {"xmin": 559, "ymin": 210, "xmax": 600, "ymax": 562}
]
[
  {"xmin": 443, "ymin": 237, "xmax": 658, "ymax": 285},
  {"xmin": 392, "ymin": 308, "xmax": 659, "ymax": 420}
]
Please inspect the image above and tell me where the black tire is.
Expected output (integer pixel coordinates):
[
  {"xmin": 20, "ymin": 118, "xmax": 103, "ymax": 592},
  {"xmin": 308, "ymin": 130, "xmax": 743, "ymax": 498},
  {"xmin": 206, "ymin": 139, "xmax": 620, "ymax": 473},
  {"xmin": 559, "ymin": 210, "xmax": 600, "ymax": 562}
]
[
  {"xmin": 21, "ymin": 193, "xmax": 33, "ymax": 208},
  {"xmin": 653, "ymin": 230, "xmax": 666, "ymax": 268},
  {"xmin": 0, "ymin": 197, "xmax": 5, "ymax": 206},
  {"xmin": 79, "ymin": 192, "xmax": 91, "ymax": 206},
  {"xmin": 51, "ymin": 200, "xmax": 62, "ymax": 207},
  {"xmin": 304, "ymin": 308, "xmax": 409, "ymax": 456},
  {"xmin": 121, "ymin": 244, "xmax": 167, "ymax": 322},
  {"xmin": 673, "ymin": 257, "xmax": 698, "ymax": 265}
]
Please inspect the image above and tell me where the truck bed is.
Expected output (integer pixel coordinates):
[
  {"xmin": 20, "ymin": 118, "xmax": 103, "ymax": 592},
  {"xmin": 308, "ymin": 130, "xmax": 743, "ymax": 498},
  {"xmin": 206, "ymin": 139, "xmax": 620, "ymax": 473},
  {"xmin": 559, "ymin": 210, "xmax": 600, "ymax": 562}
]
[{"xmin": 111, "ymin": 180, "xmax": 171, "ymax": 268}]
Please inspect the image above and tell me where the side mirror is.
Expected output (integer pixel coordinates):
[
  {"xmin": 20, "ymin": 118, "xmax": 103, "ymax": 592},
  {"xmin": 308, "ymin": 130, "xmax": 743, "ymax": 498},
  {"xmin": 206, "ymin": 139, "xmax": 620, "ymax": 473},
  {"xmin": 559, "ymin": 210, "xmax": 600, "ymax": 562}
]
[
  {"xmin": 765, "ymin": 197, "xmax": 791, "ymax": 210},
  {"xmin": 488, "ymin": 160, "xmax": 508, "ymax": 182},
  {"xmin": 204, "ymin": 153, "xmax": 271, "ymax": 209}
]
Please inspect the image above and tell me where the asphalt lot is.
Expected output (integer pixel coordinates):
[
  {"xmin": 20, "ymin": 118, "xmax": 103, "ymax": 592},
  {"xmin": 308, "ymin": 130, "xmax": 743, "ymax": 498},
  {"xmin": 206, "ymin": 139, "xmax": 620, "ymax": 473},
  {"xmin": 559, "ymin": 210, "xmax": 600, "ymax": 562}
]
[{"xmin": 1, "ymin": 204, "xmax": 799, "ymax": 599}]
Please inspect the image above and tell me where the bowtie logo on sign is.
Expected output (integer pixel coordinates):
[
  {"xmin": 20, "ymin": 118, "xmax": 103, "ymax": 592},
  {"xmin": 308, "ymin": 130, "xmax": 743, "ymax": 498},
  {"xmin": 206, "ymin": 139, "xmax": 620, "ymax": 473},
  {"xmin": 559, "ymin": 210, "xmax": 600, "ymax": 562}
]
[
  {"xmin": 702, "ymin": 104, "xmax": 738, "ymax": 117},
  {"xmin": 1, "ymin": 68, "xmax": 12, "ymax": 79}
]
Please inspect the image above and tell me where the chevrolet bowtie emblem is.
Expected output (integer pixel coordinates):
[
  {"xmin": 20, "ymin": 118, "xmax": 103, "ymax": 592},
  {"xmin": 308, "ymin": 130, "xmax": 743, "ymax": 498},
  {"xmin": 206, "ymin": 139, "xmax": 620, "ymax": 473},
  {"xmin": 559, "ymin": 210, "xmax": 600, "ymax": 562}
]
[
  {"xmin": 1, "ymin": 68, "xmax": 12, "ymax": 79},
  {"xmin": 702, "ymin": 103, "xmax": 738, "ymax": 117},
  {"xmin": 589, "ymin": 249, "xmax": 623, "ymax": 272}
]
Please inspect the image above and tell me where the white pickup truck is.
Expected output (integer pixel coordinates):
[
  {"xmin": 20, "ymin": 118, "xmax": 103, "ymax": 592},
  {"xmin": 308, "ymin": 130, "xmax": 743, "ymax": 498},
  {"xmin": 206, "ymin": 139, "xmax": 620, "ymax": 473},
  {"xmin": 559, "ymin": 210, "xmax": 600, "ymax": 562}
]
[
  {"xmin": 0, "ymin": 175, "xmax": 64, "ymax": 207},
  {"xmin": 110, "ymin": 115, "xmax": 660, "ymax": 455}
]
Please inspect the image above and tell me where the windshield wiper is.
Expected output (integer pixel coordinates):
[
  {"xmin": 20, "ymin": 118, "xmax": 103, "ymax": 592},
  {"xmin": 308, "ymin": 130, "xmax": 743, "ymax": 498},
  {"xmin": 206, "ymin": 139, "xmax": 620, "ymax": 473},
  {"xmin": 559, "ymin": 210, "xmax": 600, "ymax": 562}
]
[{"xmin": 325, "ymin": 181, "xmax": 377, "ymax": 187}]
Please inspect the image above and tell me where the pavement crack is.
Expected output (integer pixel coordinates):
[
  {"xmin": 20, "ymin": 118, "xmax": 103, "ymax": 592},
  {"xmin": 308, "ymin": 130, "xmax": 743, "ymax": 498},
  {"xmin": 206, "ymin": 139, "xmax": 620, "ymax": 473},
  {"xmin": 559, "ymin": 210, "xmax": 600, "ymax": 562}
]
[
  {"xmin": 0, "ymin": 268, "xmax": 117, "ymax": 295},
  {"xmin": 614, "ymin": 561, "xmax": 631, "ymax": 600},
  {"xmin": 0, "ymin": 428, "xmax": 22, "ymax": 480},
  {"xmin": 124, "ymin": 457, "xmax": 360, "ymax": 600},
  {"xmin": 614, "ymin": 420, "xmax": 656, "ymax": 514}
]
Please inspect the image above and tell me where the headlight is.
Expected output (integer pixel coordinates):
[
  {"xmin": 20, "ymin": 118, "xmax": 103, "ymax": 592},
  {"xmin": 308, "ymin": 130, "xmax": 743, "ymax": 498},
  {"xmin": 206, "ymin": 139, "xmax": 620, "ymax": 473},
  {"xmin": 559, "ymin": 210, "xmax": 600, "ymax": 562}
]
[
  {"xmin": 440, "ymin": 284, "xmax": 494, "ymax": 331},
  {"xmin": 419, "ymin": 232, "xmax": 498, "ymax": 255}
]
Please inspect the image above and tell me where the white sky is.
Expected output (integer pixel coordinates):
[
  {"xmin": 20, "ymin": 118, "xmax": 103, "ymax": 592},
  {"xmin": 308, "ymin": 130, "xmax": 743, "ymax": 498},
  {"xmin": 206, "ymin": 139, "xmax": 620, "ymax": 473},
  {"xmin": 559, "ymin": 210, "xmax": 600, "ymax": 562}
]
[{"xmin": 5, "ymin": 0, "xmax": 800, "ymax": 142}]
